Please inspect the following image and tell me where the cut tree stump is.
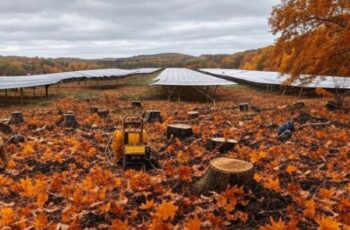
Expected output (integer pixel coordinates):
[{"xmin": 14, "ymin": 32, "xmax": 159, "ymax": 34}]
[
  {"xmin": 7, "ymin": 135, "xmax": 25, "ymax": 144},
  {"xmin": 294, "ymin": 101, "xmax": 305, "ymax": 109},
  {"xmin": 90, "ymin": 107, "xmax": 99, "ymax": 113},
  {"xmin": 239, "ymin": 103, "xmax": 249, "ymax": 112},
  {"xmin": 167, "ymin": 124, "xmax": 193, "ymax": 139},
  {"xmin": 132, "ymin": 101, "xmax": 142, "ymax": 108},
  {"xmin": 9, "ymin": 112, "xmax": 24, "ymax": 124},
  {"xmin": 0, "ymin": 136, "xmax": 8, "ymax": 168},
  {"xmin": 97, "ymin": 109, "xmax": 109, "ymax": 118},
  {"xmin": 193, "ymin": 158, "xmax": 254, "ymax": 194},
  {"xmin": 143, "ymin": 110, "xmax": 162, "ymax": 122},
  {"xmin": 206, "ymin": 137, "xmax": 238, "ymax": 153},
  {"xmin": 0, "ymin": 122, "xmax": 12, "ymax": 134},
  {"xmin": 63, "ymin": 112, "xmax": 79, "ymax": 128},
  {"xmin": 188, "ymin": 111, "xmax": 199, "ymax": 119}
]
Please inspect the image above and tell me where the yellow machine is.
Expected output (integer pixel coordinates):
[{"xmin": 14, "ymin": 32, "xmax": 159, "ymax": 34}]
[{"xmin": 112, "ymin": 115, "xmax": 150, "ymax": 170}]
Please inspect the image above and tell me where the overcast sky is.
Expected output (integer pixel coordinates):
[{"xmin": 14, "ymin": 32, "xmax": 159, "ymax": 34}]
[{"xmin": 0, "ymin": 0, "xmax": 280, "ymax": 59}]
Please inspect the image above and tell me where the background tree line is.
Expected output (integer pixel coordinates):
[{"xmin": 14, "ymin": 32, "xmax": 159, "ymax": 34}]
[{"xmin": 0, "ymin": 47, "xmax": 278, "ymax": 76}]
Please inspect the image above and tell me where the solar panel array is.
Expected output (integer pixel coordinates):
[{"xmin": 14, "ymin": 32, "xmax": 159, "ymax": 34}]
[
  {"xmin": 201, "ymin": 69, "xmax": 350, "ymax": 89},
  {"xmin": 151, "ymin": 68, "xmax": 236, "ymax": 86},
  {"xmin": 0, "ymin": 68, "xmax": 160, "ymax": 90}
]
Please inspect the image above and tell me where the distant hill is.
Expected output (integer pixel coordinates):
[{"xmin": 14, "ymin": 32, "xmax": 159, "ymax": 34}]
[{"xmin": 0, "ymin": 46, "xmax": 278, "ymax": 76}]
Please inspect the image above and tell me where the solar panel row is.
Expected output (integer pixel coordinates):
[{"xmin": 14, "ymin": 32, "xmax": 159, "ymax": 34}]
[
  {"xmin": 200, "ymin": 69, "xmax": 350, "ymax": 89},
  {"xmin": 151, "ymin": 68, "xmax": 236, "ymax": 86},
  {"xmin": 0, "ymin": 68, "xmax": 160, "ymax": 90}
]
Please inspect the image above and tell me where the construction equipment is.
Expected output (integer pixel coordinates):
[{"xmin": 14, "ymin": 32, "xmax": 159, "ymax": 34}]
[{"xmin": 112, "ymin": 115, "xmax": 150, "ymax": 170}]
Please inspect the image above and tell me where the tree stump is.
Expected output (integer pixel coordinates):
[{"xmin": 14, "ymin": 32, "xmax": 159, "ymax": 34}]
[
  {"xmin": 206, "ymin": 138, "xmax": 238, "ymax": 153},
  {"xmin": 326, "ymin": 101, "xmax": 342, "ymax": 111},
  {"xmin": 7, "ymin": 135, "xmax": 25, "ymax": 144},
  {"xmin": 63, "ymin": 113, "xmax": 79, "ymax": 128},
  {"xmin": 239, "ymin": 103, "xmax": 249, "ymax": 112},
  {"xmin": 0, "ymin": 122, "xmax": 12, "ymax": 134},
  {"xmin": 251, "ymin": 106, "xmax": 262, "ymax": 113},
  {"xmin": 143, "ymin": 110, "xmax": 162, "ymax": 122},
  {"xmin": 279, "ymin": 130, "xmax": 292, "ymax": 141},
  {"xmin": 167, "ymin": 124, "xmax": 193, "ymax": 139},
  {"xmin": 90, "ymin": 106, "xmax": 99, "ymax": 113},
  {"xmin": 98, "ymin": 109, "xmax": 109, "ymax": 118},
  {"xmin": 132, "ymin": 101, "xmax": 142, "ymax": 108},
  {"xmin": 193, "ymin": 158, "xmax": 254, "ymax": 194},
  {"xmin": 294, "ymin": 101, "xmax": 305, "ymax": 109},
  {"xmin": 188, "ymin": 111, "xmax": 199, "ymax": 119},
  {"xmin": 0, "ymin": 137, "xmax": 8, "ymax": 169},
  {"xmin": 9, "ymin": 111, "xmax": 24, "ymax": 124}
]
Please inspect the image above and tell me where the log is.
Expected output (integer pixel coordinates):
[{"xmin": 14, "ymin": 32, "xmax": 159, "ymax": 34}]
[
  {"xmin": 193, "ymin": 158, "xmax": 254, "ymax": 194},
  {"xmin": 188, "ymin": 111, "xmax": 199, "ymax": 119},
  {"xmin": 62, "ymin": 113, "xmax": 79, "ymax": 128},
  {"xmin": 239, "ymin": 103, "xmax": 249, "ymax": 112},
  {"xmin": 206, "ymin": 137, "xmax": 238, "ymax": 153},
  {"xmin": 167, "ymin": 124, "xmax": 193, "ymax": 139},
  {"xmin": 132, "ymin": 101, "xmax": 142, "ymax": 108},
  {"xmin": 143, "ymin": 110, "xmax": 162, "ymax": 123},
  {"xmin": 97, "ymin": 109, "xmax": 109, "ymax": 118},
  {"xmin": 9, "ymin": 111, "xmax": 24, "ymax": 124}
]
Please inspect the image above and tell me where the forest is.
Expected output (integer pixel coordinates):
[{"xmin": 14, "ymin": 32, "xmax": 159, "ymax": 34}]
[{"xmin": 0, "ymin": 47, "xmax": 276, "ymax": 76}]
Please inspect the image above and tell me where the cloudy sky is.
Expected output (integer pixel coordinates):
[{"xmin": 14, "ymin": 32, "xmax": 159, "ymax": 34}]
[{"xmin": 0, "ymin": 0, "xmax": 280, "ymax": 58}]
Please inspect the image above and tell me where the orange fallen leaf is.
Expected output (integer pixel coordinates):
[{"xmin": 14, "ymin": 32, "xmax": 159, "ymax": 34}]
[
  {"xmin": 264, "ymin": 176, "xmax": 280, "ymax": 192},
  {"xmin": 304, "ymin": 200, "xmax": 316, "ymax": 218},
  {"xmin": 34, "ymin": 213, "xmax": 47, "ymax": 230},
  {"xmin": 140, "ymin": 199, "xmax": 155, "ymax": 210},
  {"xmin": 319, "ymin": 188, "xmax": 335, "ymax": 199},
  {"xmin": 154, "ymin": 200, "xmax": 178, "ymax": 221},
  {"xmin": 286, "ymin": 165, "xmax": 297, "ymax": 174},
  {"xmin": 260, "ymin": 217, "xmax": 286, "ymax": 230},
  {"xmin": 184, "ymin": 216, "xmax": 201, "ymax": 230},
  {"xmin": 111, "ymin": 219, "xmax": 130, "ymax": 230},
  {"xmin": 0, "ymin": 207, "xmax": 15, "ymax": 228},
  {"xmin": 317, "ymin": 216, "xmax": 341, "ymax": 230}
]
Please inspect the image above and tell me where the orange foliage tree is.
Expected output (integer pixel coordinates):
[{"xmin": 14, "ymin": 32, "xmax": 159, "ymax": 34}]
[{"xmin": 269, "ymin": 0, "xmax": 350, "ymax": 80}]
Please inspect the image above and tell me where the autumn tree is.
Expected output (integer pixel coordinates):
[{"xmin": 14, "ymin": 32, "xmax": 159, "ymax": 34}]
[{"xmin": 269, "ymin": 0, "xmax": 350, "ymax": 81}]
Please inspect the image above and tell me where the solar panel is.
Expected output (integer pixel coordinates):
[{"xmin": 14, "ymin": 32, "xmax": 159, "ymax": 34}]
[
  {"xmin": 134, "ymin": 68, "xmax": 161, "ymax": 74},
  {"xmin": 151, "ymin": 68, "xmax": 236, "ymax": 86},
  {"xmin": 201, "ymin": 69, "xmax": 350, "ymax": 89},
  {"xmin": 0, "ymin": 68, "xmax": 155, "ymax": 90}
]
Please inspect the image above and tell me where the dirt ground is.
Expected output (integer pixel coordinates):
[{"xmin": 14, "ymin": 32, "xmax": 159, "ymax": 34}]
[{"xmin": 0, "ymin": 75, "xmax": 349, "ymax": 229}]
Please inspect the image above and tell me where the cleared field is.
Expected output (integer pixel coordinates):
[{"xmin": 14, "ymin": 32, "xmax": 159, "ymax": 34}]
[{"xmin": 0, "ymin": 79, "xmax": 349, "ymax": 229}]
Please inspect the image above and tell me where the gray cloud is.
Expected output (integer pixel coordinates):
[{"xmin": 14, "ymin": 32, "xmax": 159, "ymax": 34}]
[{"xmin": 0, "ymin": 0, "xmax": 280, "ymax": 58}]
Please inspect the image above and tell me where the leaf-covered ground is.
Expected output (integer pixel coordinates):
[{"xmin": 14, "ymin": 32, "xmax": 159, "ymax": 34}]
[{"xmin": 0, "ymin": 82, "xmax": 349, "ymax": 229}]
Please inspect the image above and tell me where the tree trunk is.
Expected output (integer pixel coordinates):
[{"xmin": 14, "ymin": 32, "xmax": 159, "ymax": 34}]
[
  {"xmin": 193, "ymin": 158, "xmax": 254, "ymax": 194},
  {"xmin": 188, "ymin": 111, "xmax": 199, "ymax": 119},
  {"xmin": 167, "ymin": 124, "xmax": 193, "ymax": 139},
  {"xmin": 143, "ymin": 110, "xmax": 162, "ymax": 122},
  {"xmin": 206, "ymin": 137, "xmax": 238, "ymax": 153},
  {"xmin": 63, "ymin": 113, "xmax": 79, "ymax": 128},
  {"xmin": 10, "ymin": 111, "xmax": 24, "ymax": 124}
]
